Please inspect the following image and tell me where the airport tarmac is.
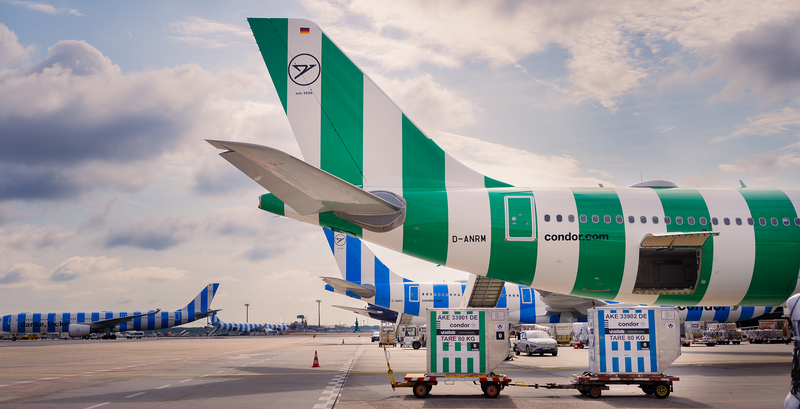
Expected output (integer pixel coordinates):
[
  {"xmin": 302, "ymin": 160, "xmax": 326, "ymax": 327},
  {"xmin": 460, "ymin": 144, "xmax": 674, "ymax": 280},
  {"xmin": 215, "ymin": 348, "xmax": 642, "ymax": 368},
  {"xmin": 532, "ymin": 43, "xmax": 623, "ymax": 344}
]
[{"xmin": 0, "ymin": 334, "xmax": 792, "ymax": 408}]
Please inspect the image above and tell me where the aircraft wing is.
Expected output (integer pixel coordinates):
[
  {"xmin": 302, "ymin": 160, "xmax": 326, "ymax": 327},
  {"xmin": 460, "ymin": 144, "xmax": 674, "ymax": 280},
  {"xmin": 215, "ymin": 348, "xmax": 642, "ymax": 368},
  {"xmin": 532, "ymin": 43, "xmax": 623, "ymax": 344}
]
[
  {"xmin": 89, "ymin": 309, "xmax": 161, "ymax": 330},
  {"xmin": 321, "ymin": 277, "xmax": 376, "ymax": 298},
  {"xmin": 333, "ymin": 305, "xmax": 390, "ymax": 319},
  {"xmin": 206, "ymin": 140, "xmax": 401, "ymax": 217}
]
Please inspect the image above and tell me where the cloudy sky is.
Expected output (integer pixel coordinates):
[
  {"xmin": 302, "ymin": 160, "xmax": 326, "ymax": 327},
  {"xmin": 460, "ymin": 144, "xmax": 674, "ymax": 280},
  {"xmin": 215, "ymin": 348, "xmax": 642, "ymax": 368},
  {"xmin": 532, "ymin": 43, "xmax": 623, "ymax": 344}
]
[{"xmin": 2, "ymin": 0, "xmax": 800, "ymax": 326}]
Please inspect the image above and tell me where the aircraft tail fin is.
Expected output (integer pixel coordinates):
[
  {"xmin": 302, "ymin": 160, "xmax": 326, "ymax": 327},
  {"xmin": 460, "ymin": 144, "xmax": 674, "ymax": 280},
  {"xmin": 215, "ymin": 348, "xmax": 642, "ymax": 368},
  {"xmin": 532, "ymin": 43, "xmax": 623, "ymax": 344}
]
[
  {"xmin": 180, "ymin": 283, "xmax": 219, "ymax": 323},
  {"xmin": 248, "ymin": 18, "xmax": 511, "ymax": 192},
  {"xmin": 322, "ymin": 227, "xmax": 408, "ymax": 301}
]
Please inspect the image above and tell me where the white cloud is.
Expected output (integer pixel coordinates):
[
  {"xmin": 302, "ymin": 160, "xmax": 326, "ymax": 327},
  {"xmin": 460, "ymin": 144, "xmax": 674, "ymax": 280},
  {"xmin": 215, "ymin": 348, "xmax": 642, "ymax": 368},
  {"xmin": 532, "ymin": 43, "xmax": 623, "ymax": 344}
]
[
  {"xmin": 168, "ymin": 16, "xmax": 251, "ymax": 49},
  {"xmin": 302, "ymin": 0, "xmax": 800, "ymax": 109},
  {"xmin": 0, "ymin": 225, "xmax": 74, "ymax": 250},
  {"xmin": 432, "ymin": 131, "xmax": 610, "ymax": 187},
  {"xmin": 7, "ymin": 1, "xmax": 83, "ymax": 16},
  {"xmin": 714, "ymin": 100, "xmax": 800, "ymax": 142},
  {"xmin": 371, "ymin": 73, "xmax": 480, "ymax": 131},
  {"xmin": 48, "ymin": 255, "xmax": 191, "ymax": 283},
  {"xmin": 0, "ymin": 30, "xmax": 280, "ymax": 201},
  {"xmin": 0, "ymin": 23, "xmax": 32, "ymax": 68},
  {"xmin": 50, "ymin": 255, "xmax": 120, "ymax": 282}
]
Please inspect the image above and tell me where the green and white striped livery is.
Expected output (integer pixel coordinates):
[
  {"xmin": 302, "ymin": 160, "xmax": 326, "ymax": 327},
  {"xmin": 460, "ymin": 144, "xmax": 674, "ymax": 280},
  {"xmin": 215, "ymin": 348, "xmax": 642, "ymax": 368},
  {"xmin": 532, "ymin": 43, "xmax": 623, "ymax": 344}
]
[{"xmin": 216, "ymin": 18, "xmax": 800, "ymax": 308}]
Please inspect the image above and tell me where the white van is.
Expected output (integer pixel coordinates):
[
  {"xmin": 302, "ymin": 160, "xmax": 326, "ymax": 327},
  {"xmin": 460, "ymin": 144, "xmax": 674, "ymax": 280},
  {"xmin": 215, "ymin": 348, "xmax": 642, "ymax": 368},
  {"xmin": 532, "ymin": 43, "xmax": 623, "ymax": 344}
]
[{"xmin": 125, "ymin": 331, "xmax": 145, "ymax": 339}]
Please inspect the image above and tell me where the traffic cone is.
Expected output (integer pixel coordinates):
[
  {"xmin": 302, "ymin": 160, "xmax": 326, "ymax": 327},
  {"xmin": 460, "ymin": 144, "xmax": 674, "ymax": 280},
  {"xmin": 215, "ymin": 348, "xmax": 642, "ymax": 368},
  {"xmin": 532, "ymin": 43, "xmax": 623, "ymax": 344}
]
[
  {"xmin": 342, "ymin": 339, "xmax": 345, "ymax": 344},
  {"xmin": 574, "ymin": 344, "xmax": 578, "ymax": 349},
  {"xmin": 312, "ymin": 350, "xmax": 320, "ymax": 368},
  {"xmin": 313, "ymin": 334, "xmax": 316, "ymax": 338}
]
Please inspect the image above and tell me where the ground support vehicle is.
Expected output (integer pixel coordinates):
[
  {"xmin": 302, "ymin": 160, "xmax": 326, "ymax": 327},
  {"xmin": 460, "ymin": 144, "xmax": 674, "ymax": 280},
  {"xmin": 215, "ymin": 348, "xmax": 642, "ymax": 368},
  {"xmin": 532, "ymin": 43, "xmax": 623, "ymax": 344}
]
[
  {"xmin": 510, "ymin": 372, "xmax": 679, "ymax": 399},
  {"xmin": 570, "ymin": 323, "xmax": 589, "ymax": 349},
  {"xmin": 378, "ymin": 326, "xmax": 396, "ymax": 347},
  {"xmin": 384, "ymin": 307, "xmax": 511, "ymax": 398},
  {"xmin": 398, "ymin": 325, "xmax": 427, "ymax": 350},
  {"xmin": 745, "ymin": 320, "xmax": 791, "ymax": 344}
]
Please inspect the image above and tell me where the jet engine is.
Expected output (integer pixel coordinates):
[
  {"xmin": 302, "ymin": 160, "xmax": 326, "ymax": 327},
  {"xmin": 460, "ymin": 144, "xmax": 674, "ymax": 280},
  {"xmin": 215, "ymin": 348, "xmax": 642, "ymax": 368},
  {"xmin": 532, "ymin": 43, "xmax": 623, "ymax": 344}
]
[{"xmin": 68, "ymin": 324, "xmax": 91, "ymax": 338}]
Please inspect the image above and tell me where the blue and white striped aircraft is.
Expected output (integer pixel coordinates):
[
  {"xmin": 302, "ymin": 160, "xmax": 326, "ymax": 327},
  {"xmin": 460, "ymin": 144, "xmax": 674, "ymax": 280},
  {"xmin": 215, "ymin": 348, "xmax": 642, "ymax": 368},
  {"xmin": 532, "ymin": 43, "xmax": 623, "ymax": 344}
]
[
  {"xmin": 1, "ymin": 283, "xmax": 219, "ymax": 340},
  {"xmin": 321, "ymin": 229, "xmax": 772, "ymax": 324},
  {"xmin": 208, "ymin": 314, "xmax": 287, "ymax": 334}
]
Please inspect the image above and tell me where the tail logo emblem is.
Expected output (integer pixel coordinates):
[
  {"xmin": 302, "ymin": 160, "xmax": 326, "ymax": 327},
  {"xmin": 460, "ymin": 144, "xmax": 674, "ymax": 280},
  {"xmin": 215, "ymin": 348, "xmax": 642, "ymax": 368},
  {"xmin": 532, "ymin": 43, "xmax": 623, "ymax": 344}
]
[
  {"xmin": 334, "ymin": 233, "xmax": 346, "ymax": 247},
  {"xmin": 288, "ymin": 54, "xmax": 321, "ymax": 86}
]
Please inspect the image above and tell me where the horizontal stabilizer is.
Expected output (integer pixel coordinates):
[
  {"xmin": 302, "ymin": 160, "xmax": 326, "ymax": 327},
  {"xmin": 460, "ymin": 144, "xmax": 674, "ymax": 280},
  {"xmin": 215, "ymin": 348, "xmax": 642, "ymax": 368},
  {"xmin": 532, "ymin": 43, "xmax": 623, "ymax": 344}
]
[
  {"xmin": 207, "ymin": 140, "xmax": 400, "ymax": 217},
  {"xmin": 90, "ymin": 309, "xmax": 161, "ymax": 330},
  {"xmin": 332, "ymin": 304, "xmax": 388, "ymax": 318},
  {"xmin": 194, "ymin": 309, "xmax": 222, "ymax": 319},
  {"xmin": 322, "ymin": 277, "xmax": 376, "ymax": 298}
]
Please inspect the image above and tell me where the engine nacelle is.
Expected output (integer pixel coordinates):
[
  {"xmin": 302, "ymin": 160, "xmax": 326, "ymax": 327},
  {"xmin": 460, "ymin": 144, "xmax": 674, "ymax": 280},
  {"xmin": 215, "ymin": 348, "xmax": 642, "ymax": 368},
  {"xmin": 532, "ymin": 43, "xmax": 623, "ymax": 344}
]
[{"xmin": 68, "ymin": 324, "xmax": 91, "ymax": 338}]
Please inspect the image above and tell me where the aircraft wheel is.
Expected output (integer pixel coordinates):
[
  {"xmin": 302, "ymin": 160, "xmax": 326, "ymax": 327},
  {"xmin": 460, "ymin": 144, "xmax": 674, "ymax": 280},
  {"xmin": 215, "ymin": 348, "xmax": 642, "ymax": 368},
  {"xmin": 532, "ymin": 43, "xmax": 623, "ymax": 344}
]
[
  {"xmin": 413, "ymin": 382, "xmax": 430, "ymax": 398},
  {"xmin": 654, "ymin": 383, "xmax": 670, "ymax": 399},
  {"xmin": 483, "ymin": 382, "xmax": 501, "ymax": 398},
  {"xmin": 412, "ymin": 341, "xmax": 421, "ymax": 350}
]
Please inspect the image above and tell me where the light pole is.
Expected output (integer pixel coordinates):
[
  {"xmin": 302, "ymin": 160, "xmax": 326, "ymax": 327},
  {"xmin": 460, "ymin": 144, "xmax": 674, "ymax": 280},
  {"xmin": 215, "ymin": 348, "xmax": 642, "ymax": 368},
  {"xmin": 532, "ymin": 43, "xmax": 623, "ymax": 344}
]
[
  {"xmin": 316, "ymin": 300, "xmax": 321, "ymax": 328},
  {"xmin": 245, "ymin": 303, "xmax": 250, "ymax": 323}
]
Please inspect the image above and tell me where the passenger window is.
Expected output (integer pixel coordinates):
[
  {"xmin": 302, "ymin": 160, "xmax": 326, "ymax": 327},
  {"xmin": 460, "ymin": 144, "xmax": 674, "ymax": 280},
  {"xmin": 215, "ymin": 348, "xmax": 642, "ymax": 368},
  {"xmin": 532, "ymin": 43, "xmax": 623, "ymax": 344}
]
[
  {"xmin": 544, "ymin": 214, "xmax": 550, "ymax": 222},
  {"xmin": 712, "ymin": 217, "xmax": 718, "ymax": 225},
  {"xmin": 747, "ymin": 218, "xmax": 754, "ymax": 225},
  {"xmin": 580, "ymin": 215, "xmax": 587, "ymax": 223},
  {"xmin": 664, "ymin": 216, "xmax": 671, "ymax": 225},
  {"xmin": 784, "ymin": 217, "xmax": 790, "ymax": 226},
  {"xmin": 676, "ymin": 216, "xmax": 683, "ymax": 225},
  {"xmin": 592, "ymin": 215, "xmax": 599, "ymax": 223},
  {"xmin": 736, "ymin": 218, "xmax": 742, "ymax": 226},
  {"xmin": 771, "ymin": 217, "xmax": 778, "ymax": 226},
  {"xmin": 640, "ymin": 216, "xmax": 647, "ymax": 224},
  {"xmin": 569, "ymin": 215, "xmax": 575, "ymax": 222},
  {"xmin": 604, "ymin": 215, "xmax": 611, "ymax": 223},
  {"xmin": 616, "ymin": 215, "xmax": 623, "ymax": 224},
  {"xmin": 652, "ymin": 216, "xmax": 659, "ymax": 224},
  {"xmin": 723, "ymin": 217, "xmax": 729, "ymax": 225},
  {"xmin": 556, "ymin": 214, "xmax": 562, "ymax": 222},
  {"xmin": 759, "ymin": 217, "xmax": 766, "ymax": 226},
  {"xmin": 795, "ymin": 217, "xmax": 800, "ymax": 226},
  {"xmin": 628, "ymin": 215, "xmax": 635, "ymax": 224},
  {"xmin": 699, "ymin": 217, "xmax": 707, "ymax": 225},
  {"xmin": 688, "ymin": 216, "xmax": 695, "ymax": 225}
]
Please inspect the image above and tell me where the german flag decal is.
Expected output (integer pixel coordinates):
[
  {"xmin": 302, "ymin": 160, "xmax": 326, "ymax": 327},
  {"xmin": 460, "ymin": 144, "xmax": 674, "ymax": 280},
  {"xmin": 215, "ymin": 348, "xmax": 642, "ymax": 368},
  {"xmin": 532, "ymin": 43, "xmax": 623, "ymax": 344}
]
[{"xmin": 300, "ymin": 27, "xmax": 310, "ymax": 34}]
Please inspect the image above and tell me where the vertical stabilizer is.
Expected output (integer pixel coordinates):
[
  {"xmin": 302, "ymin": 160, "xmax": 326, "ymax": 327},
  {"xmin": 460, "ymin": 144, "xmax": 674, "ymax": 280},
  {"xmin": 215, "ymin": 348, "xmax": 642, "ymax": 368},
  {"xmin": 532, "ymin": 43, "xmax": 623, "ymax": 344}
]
[{"xmin": 248, "ymin": 18, "xmax": 510, "ymax": 192}]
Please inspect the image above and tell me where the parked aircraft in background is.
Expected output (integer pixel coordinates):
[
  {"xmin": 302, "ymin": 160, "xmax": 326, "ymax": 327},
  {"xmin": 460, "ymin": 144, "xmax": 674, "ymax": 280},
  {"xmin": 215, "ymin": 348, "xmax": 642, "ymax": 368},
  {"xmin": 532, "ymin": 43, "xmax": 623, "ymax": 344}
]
[
  {"xmin": 208, "ymin": 313, "xmax": 287, "ymax": 335},
  {"xmin": 321, "ymin": 228, "xmax": 772, "ymax": 324},
  {"xmin": 0, "ymin": 283, "xmax": 219, "ymax": 340},
  {"xmin": 209, "ymin": 18, "xmax": 800, "ymax": 308}
]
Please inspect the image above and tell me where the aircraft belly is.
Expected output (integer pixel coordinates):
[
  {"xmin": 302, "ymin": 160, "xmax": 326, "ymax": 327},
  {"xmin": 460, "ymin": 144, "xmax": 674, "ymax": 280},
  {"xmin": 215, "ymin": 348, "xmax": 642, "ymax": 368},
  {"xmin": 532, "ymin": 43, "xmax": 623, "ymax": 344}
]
[
  {"xmin": 698, "ymin": 189, "xmax": 756, "ymax": 305},
  {"xmin": 532, "ymin": 187, "xmax": 581, "ymax": 295}
]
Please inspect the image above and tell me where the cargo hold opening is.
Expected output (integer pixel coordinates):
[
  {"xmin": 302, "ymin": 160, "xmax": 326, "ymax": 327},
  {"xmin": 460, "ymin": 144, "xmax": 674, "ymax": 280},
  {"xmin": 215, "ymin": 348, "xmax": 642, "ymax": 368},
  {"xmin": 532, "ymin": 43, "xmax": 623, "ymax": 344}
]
[{"xmin": 633, "ymin": 232, "xmax": 718, "ymax": 295}]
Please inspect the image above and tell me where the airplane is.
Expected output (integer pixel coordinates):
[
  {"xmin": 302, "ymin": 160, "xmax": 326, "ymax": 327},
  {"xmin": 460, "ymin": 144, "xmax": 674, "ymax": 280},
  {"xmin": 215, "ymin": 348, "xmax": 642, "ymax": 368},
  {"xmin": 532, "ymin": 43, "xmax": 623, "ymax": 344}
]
[
  {"xmin": 321, "ymin": 228, "xmax": 772, "ymax": 325},
  {"xmin": 208, "ymin": 18, "xmax": 800, "ymax": 307},
  {"xmin": 0, "ymin": 283, "xmax": 219, "ymax": 340},
  {"xmin": 208, "ymin": 313, "xmax": 287, "ymax": 335}
]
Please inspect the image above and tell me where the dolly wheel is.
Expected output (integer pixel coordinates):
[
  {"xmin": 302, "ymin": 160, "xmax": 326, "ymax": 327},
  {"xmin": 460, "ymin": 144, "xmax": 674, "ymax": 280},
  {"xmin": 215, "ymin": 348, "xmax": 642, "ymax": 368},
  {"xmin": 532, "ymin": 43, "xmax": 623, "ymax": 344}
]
[
  {"xmin": 483, "ymin": 382, "xmax": 501, "ymax": 398},
  {"xmin": 413, "ymin": 382, "xmax": 430, "ymax": 398},
  {"xmin": 654, "ymin": 383, "xmax": 670, "ymax": 399},
  {"xmin": 588, "ymin": 386, "xmax": 602, "ymax": 398}
]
